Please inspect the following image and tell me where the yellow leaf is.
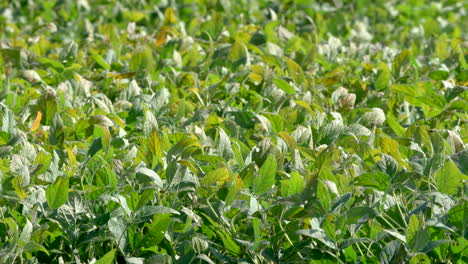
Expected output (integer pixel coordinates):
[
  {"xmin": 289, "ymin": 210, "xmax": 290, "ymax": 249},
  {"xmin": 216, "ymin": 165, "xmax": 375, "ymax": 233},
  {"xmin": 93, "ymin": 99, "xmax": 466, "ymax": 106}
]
[
  {"xmin": 249, "ymin": 65, "xmax": 264, "ymax": 84},
  {"xmin": 188, "ymin": 87, "xmax": 199, "ymax": 93},
  {"xmin": 106, "ymin": 72, "xmax": 137, "ymax": 79},
  {"xmin": 279, "ymin": 131, "xmax": 297, "ymax": 150},
  {"xmin": 123, "ymin": 10, "xmax": 146, "ymax": 22},
  {"xmin": 206, "ymin": 112, "xmax": 223, "ymax": 126},
  {"xmin": 235, "ymin": 174, "xmax": 243, "ymax": 190},
  {"xmin": 202, "ymin": 167, "xmax": 231, "ymax": 186},
  {"xmin": 321, "ymin": 67, "xmax": 345, "ymax": 86},
  {"xmin": 229, "ymin": 40, "xmax": 247, "ymax": 61},
  {"xmin": 380, "ymin": 135, "xmax": 408, "ymax": 167},
  {"xmin": 156, "ymin": 31, "xmax": 167, "ymax": 47},
  {"xmin": 148, "ymin": 129, "xmax": 163, "ymax": 160},
  {"xmin": 107, "ymin": 115, "xmax": 125, "ymax": 128},
  {"xmin": 65, "ymin": 148, "xmax": 77, "ymax": 169},
  {"xmin": 30, "ymin": 112, "xmax": 42, "ymax": 131},
  {"xmin": 164, "ymin": 8, "xmax": 177, "ymax": 24}
]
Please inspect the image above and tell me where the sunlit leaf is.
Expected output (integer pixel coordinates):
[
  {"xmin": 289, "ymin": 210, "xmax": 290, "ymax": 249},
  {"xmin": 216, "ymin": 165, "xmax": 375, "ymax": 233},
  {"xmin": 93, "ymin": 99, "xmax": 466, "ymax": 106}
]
[
  {"xmin": 434, "ymin": 160, "xmax": 467, "ymax": 195},
  {"xmin": 46, "ymin": 176, "xmax": 69, "ymax": 210},
  {"xmin": 253, "ymin": 155, "xmax": 277, "ymax": 194},
  {"xmin": 95, "ymin": 249, "xmax": 116, "ymax": 264}
]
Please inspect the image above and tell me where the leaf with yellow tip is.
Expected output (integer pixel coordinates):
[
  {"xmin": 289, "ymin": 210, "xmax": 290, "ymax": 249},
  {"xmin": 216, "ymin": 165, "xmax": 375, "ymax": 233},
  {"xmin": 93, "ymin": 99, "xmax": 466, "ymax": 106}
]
[
  {"xmin": 65, "ymin": 148, "xmax": 77, "ymax": 169},
  {"xmin": 188, "ymin": 87, "xmax": 200, "ymax": 93},
  {"xmin": 294, "ymin": 100, "xmax": 313, "ymax": 113},
  {"xmin": 148, "ymin": 129, "xmax": 163, "ymax": 160},
  {"xmin": 12, "ymin": 177, "xmax": 27, "ymax": 199},
  {"xmin": 178, "ymin": 159, "xmax": 198, "ymax": 175}
]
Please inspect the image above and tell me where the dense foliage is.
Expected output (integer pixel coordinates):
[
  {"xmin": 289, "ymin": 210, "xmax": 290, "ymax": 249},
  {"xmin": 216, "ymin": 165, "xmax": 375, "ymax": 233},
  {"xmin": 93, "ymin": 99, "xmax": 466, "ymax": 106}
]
[{"xmin": 0, "ymin": 0, "xmax": 467, "ymax": 263}]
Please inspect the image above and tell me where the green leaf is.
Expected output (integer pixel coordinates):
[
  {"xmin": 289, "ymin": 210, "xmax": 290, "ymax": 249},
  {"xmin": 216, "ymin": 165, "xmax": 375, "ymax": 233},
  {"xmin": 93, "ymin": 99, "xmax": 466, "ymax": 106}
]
[
  {"xmin": 240, "ymin": 163, "xmax": 255, "ymax": 188},
  {"xmin": 390, "ymin": 84, "xmax": 417, "ymax": 97},
  {"xmin": 434, "ymin": 160, "xmax": 467, "ymax": 195},
  {"xmin": 253, "ymin": 155, "xmax": 277, "ymax": 194},
  {"xmin": 95, "ymin": 166, "xmax": 117, "ymax": 188},
  {"xmin": 109, "ymin": 216, "xmax": 127, "ymax": 250},
  {"xmin": 406, "ymin": 214, "xmax": 419, "ymax": 249},
  {"xmin": 217, "ymin": 230, "xmax": 241, "ymax": 255},
  {"xmin": 412, "ymin": 227, "xmax": 430, "ymax": 252},
  {"xmin": 392, "ymin": 50, "xmax": 410, "ymax": 78},
  {"xmin": 23, "ymin": 242, "xmax": 49, "ymax": 255},
  {"xmin": 49, "ymin": 113, "xmax": 63, "ymax": 146},
  {"xmin": 429, "ymin": 70, "xmax": 449, "ymax": 81},
  {"xmin": 229, "ymin": 40, "xmax": 248, "ymax": 63},
  {"xmin": 19, "ymin": 219, "xmax": 32, "ymax": 243},
  {"xmin": 1, "ymin": 107, "xmax": 16, "ymax": 134},
  {"xmin": 345, "ymin": 207, "xmax": 376, "ymax": 224},
  {"xmin": 46, "ymin": 176, "xmax": 69, "ymax": 210},
  {"xmin": 287, "ymin": 171, "xmax": 304, "ymax": 196},
  {"xmin": 421, "ymin": 240, "xmax": 451, "ymax": 253},
  {"xmin": 338, "ymin": 238, "xmax": 371, "ymax": 250},
  {"xmin": 0, "ymin": 145, "xmax": 13, "ymax": 157},
  {"xmin": 93, "ymin": 125, "xmax": 111, "ymax": 152},
  {"xmin": 296, "ymin": 229, "xmax": 337, "ymax": 250},
  {"xmin": 273, "ymin": 78, "xmax": 295, "ymax": 95},
  {"xmin": 409, "ymin": 253, "xmax": 431, "ymax": 264},
  {"xmin": 252, "ymin": 217, "xmax": 261, "ymax": 250},
  {"xmin": 137, "ymin": 168, "xmax": 163, "ymax": 188},
  {"xmin": 435, "ymin": 33, "xmax": 449, "ymax": 61},
  {"xmin": 88, "ymin": 137, "xmax": 103, "ymax": 157},
  {"xmin": 229, "ymin": 111, "xmax": 255, "ymax": 129},
  {"xmin": 137, "ymin": 205, "xmax": 179, "ymax": 217},
  {"xmin": 95, "ymin": 249, "xmax": 116, "ymax": 264},
  {"xmin": 1, "ymin": 48, "xmax": 21, "ymax": 67},
  {"xmin": 141, "ymin": 214, "xmax": 172, "ymax": 248},
  {"xmin": 130, "ymin": 47, "xmax": 153, "ymax": 72},
  {"xmin": 448, "ymin": 201, "xmax": 467, "ymax": 232},
  {"xmin": 36, "ymin": 57, "xmax": 65, "ymax": 72},
  {"xmin": 60, "ymin": 41, "xmax": 78, "ymax": 64},
  {"xmin": 375, "ymin": 62, "xmax": 391, "ymax": 90},
  {"xmin": 354, "ymin": 171, "xmax": 390, "ymax": 191},
  {"xmin": 376, "ymin": 154, "xmax": 398, "ymax": 177},
  {"xmin": 263, "ymin": 113, "xmax": 284, "ymax": 133},
  {"xmin": 331, "ymin": 192, "xmax": 352, "ymax": 212},
  {"xmin": 91, "ymin": 51, "xmax": 110, "ymax": 70},
  {"xmin": 386, "ymin": 112, "xmax": 405, "ymax": 137},
  {"xmin": 416, "ymin": 95, "xmax": 447, "ymax": 109},
  {"xmin": 450, "ymin": 237, "xmax": 468, "ymax": 255},
  {"xmin": 451, "ymin": 149, "xmax": 468, "ymax": 175}
]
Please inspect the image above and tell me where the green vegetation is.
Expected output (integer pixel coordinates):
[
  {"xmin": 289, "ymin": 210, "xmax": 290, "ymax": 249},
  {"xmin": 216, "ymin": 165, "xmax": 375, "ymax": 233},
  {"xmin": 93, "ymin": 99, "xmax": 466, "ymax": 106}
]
[{"xmin": 0, "ymin": 0, "xmax": 467, "ymax": 263}]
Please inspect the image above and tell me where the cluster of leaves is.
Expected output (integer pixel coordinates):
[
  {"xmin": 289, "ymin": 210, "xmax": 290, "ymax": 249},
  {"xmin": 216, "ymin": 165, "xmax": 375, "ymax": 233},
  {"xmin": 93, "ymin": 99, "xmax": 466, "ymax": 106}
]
[{"xmin": 0, "ymin": 0, "xmax": 467, "ymax": 263}]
